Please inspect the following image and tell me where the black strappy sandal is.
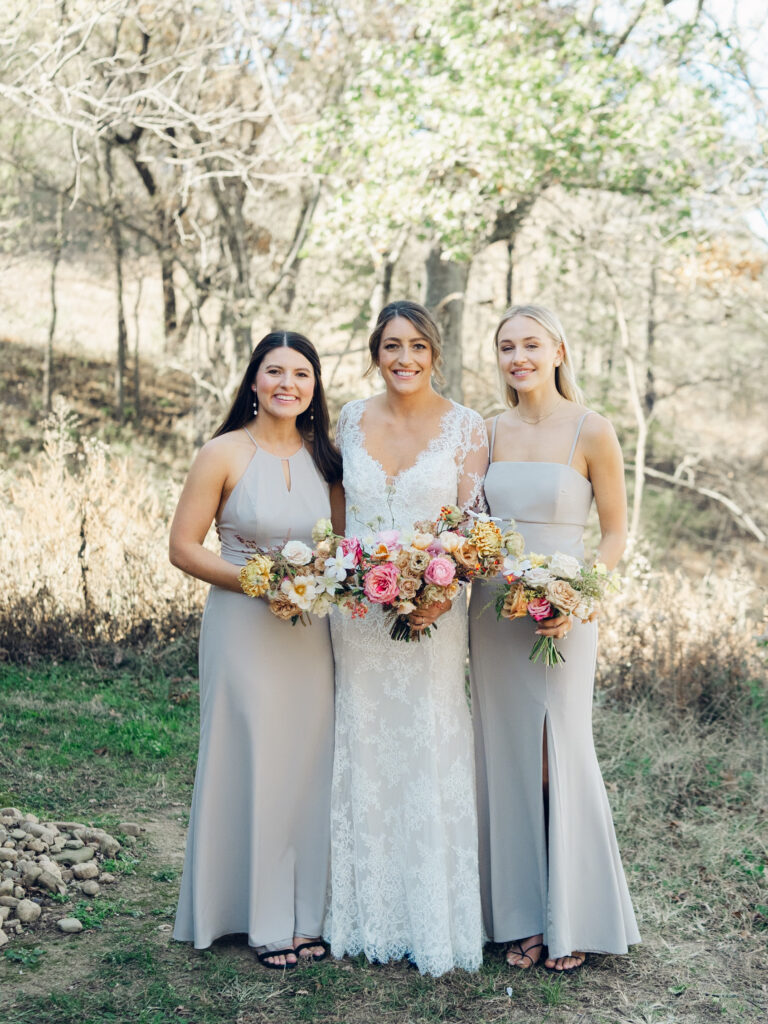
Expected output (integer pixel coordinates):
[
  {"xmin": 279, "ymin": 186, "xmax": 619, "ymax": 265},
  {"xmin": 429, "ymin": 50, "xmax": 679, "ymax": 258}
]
[
  {"xmin": 256, "ymin": 947, "xmax": 299, "ymax": 970},
  {"xmin": 505, "ymin": 939, "xmax": 545, "ymax": 969}
]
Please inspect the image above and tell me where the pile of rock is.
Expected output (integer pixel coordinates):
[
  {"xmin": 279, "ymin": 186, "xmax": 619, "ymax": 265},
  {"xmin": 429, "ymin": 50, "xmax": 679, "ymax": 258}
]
[{"xmin": 0, "ymin": 807, "xmax": 140, "ymax": 946}]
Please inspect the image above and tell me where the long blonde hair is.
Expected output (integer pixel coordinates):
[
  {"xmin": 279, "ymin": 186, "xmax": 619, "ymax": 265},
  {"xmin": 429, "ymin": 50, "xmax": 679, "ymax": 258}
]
[{"xmin": 493, "ymin": 304, "xmax": 584, "ymax": 407}]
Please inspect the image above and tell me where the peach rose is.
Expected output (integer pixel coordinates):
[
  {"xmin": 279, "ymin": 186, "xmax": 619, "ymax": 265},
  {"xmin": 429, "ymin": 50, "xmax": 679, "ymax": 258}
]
[
  {"xmin": 410, "ymin": 531, "xmax": 435, "ymax": 550},
  {"xmin": 454, "ymin": 543, "xmax": 480, "ymax": 571},
  {"xmin": 545, "ymin": 579, "xmax": 580, "ymax": 614},
  {"xmin": 501, "ymin": 584, "xmax": 528, "ymax": 620}
]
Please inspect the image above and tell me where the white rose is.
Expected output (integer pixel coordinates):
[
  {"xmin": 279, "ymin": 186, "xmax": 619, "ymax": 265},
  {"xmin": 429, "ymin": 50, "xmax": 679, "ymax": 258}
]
[
  {"xmin": 523, "ymin": 567, "xmax": 556, "ymax": 588},
  {"xmin": 310, "ymin": 592, "xmax": 334, "ymax": 618},
  {"xmin": 548, "ymin": 552, "xmax": 582, "ymax": 579},
  {"xmin": 438, "ymin": 531, "xmax": 463, "ymax": 554},
  {"xmin": 281, "ymin": 540, "xmax": 313, "ymax": 566},
  {"xmin": 573, "ymin": 599, "xmax": 594, "ymax": 621}
]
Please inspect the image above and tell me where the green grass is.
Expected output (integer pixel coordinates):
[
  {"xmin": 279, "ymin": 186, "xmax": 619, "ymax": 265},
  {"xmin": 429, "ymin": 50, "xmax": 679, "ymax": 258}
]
[
  {"xmin": 0, "ymin": 656, "xmax": 199, "ymax": 816},
  {"xmin": 1, "ymin": 656, "xmax": 767, "ymax": 1024}
]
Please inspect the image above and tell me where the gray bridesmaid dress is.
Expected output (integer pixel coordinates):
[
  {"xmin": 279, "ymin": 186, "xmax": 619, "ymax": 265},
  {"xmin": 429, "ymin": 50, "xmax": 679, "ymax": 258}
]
[
  {"xmin": 469, "ymin": 413, "xmax": 640, "ymax": 958},
  {"xmin": 174, "ymin": 431, "xmax": 335, "ymax": 951}
]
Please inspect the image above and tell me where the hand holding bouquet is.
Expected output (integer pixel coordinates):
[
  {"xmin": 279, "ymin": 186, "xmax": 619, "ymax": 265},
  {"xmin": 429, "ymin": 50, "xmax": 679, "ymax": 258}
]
[
  {"xmin": 238, "ymin": 518, "xmax": 367, "ymax": 623},
  {"xmin": 496, "ymin": 551, "xmax": 620, "ymax": 666}
]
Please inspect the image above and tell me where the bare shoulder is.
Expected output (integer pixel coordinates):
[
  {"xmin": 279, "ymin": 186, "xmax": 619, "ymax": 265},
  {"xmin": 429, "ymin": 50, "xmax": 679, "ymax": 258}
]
[{"xmin": 579, "ymin": 409, "xmax": 622, "ymax": 458}]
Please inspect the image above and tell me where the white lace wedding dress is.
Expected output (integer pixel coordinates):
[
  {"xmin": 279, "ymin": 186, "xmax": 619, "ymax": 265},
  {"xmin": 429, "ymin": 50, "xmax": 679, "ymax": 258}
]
[{"xmin": 325, "ymin": 398, "xmax": 488, "ymax": 976}]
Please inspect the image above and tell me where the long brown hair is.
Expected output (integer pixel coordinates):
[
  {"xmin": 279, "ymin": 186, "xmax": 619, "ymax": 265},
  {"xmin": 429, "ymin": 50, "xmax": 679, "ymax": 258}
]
[
  {"xmin": 366, "ymin": 300, "xmax": 446, "ymax": 386},
  {"xmin": 214, "ymin": 331, "xmax": 342, "ymax": 484}
]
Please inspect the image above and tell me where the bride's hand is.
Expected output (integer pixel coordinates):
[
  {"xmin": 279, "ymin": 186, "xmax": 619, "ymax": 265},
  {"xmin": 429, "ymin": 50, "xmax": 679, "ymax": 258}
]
[
  {"xmin": 409, "ymin": 598, "xmax": 452, "ymax": 632},
  {"xmin": 535, "ymin": 614, "xmax": 573, "ymax": 639}
]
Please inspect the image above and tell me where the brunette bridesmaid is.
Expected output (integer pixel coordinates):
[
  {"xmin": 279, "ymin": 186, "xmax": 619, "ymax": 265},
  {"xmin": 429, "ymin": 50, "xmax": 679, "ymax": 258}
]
[{"xmin": 170, "ymin": 331, "xmax": 342, "ymax": 968}]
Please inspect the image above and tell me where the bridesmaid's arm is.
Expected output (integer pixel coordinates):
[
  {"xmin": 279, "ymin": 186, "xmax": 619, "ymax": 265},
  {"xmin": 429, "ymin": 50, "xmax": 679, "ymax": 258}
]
[
  {"xmin": 583, "ymin": 414, "xmax": 628, "ymax": 572},
  {"xmin": 169, "ymin": 442, "xmax": 243, "ymax": 593},
  {"xmin": 330, "ymin": 480, "xmax": 346, "ymax": 536}
]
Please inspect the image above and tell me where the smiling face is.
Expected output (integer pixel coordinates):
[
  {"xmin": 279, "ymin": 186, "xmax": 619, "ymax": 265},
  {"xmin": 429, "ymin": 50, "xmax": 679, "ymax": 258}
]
[
  {"xmin": 375, "ymin": 316, "xmax": 435, "ymax": 395},
  {"xmin": 496, "ymin": 315, "xmax": 563, "ymax": 397},
  {"xmin": 252, "ymin": 346, "xmax": 315, "ymax": 421}
]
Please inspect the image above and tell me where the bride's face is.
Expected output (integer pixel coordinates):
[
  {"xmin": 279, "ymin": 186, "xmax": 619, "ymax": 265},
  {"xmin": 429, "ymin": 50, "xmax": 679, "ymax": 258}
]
[{"xmin": 376, "ymin": 316, "xmax": 434, "ymax": 395}]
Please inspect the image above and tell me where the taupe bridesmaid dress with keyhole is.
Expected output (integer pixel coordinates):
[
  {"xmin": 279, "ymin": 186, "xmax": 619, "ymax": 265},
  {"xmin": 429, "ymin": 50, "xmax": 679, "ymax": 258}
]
[
  {"xmin": 174, "ymin": 432, "xmax": 334, "ymax": 951},
  {"xmin": 469, "ymin": 413, "xmax": 640, "ymax": 959}
]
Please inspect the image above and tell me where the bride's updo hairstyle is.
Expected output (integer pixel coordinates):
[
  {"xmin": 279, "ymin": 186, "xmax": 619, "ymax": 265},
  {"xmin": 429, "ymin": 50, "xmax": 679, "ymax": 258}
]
[
  {"xmin": 366, "ymin": 300, "xmax": 446, "ymax": 386},
  {"xmin": 213, "ymin": 330, "xmax": 342, "ymax": 483},
  {"xmin": 494, "ymin": 304, "xmax": 584, "ymax": 407}
]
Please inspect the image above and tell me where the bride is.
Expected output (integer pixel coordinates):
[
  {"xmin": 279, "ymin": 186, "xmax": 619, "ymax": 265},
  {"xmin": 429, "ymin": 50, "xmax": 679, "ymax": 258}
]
[{"xmin": 325, "ymin": 300, "xmax": 487, "ymax": 976}]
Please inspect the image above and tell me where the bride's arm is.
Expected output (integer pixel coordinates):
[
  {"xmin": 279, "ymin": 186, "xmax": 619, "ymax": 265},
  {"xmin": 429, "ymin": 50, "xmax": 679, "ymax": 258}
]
[
  {"xmin": 457, "ymin": 411, "xmax": 490, "ymax": 514},
  {"xmin": 169, "ymin": 442, "xmax": 244, "ymax": 593}
]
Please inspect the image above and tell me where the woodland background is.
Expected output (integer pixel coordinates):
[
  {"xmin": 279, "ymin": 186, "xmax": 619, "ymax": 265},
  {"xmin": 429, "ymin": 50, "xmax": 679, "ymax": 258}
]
[{"xmin": 0, "ymin": 2, "xmax": 766, "ymax": 1022}]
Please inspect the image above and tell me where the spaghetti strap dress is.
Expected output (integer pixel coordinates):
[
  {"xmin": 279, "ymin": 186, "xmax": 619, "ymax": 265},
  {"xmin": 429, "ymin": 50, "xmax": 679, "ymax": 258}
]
[
  {"xmin": 468, "ymin": 413, "xmax": 640, "ymax": 958},
  {"xmin": 174, "ymin": 431, "xmax": 335, "ymax": 952}
]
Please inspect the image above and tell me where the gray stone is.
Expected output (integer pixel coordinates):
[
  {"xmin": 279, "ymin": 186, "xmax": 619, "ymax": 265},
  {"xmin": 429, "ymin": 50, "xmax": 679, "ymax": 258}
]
[
  {"xmin": 52, "ymin": 846, "xmax": 95, "ymax": 866},
  {"xmin": 26, "ymin": 838, "xmax": 46, "ymax": 854},
  {"xmin": 123, "ymin": 835, "xmax": 137, "ymax": 848},
  {"xmin": 37, "ymin": 871, "xmax": 66, "ymax": 895},
  {"xmin": 53, "ymin": 822, "xmax": 88, "ymax": 831},
  {"xmin": 61, "ymin": 869, "xmax": 73, "ymax": 883},
  {"xmin": 118, "ymin": 822, "xmax": 143, "ymax": 837},
  {"xmin": 0, "ymin": 850, "xmax": 17, "ymax": 863},
  {"xmin": 21, "ymin": 865, "xmax": 42, "ymax": 885},
  {"xmin": 100, "ymin": 872, "xmax": 116, "ymax": 884},
  {"xmin": 74, "ymin": 829, "xmax": 120, "ymax": 857},
  {"xmin": 0, "ymin": 879, "xmax": 13, "ymax": 895},
  {"xmin": 0, "ymin": 906, "xmax": 10, "ymax": 921},
  {"xmin": 64, "ymin": 839, "xmax": 85, "ymax": 850},
  {"xmin": 72, "ymin": 862, "xmax": 99, "ymax": 880},
  {"xmin": 80, "ymin": 880, "xmax": 100, "ymax": 896},
  {"xmin": 21, "ymin": 813, "xmax": 39, "ymax": 824},
  {"xmin": 13, "ymin": 885, "xmax": 24, "ymax": 899},
  {"xmin": 57, "ymin": 917, "xmax": 83, "ymax": 934},
  {"xmin": 16, "ymin": 899, "xmax": 42, "ymax": 923},
  {"xmin": 0, "ymin": 929, "xmax": 8, "ymax": 947},
  {"xmin": 0, "ymin": 896, "xmax": 19, "ymax": 908},
  {"xmin": 0, "ymin": 808, "xmax": 21, "ymax": 818}
]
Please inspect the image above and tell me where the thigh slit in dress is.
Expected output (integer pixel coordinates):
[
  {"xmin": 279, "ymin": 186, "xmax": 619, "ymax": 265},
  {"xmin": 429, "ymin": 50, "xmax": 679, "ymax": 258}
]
[{"xmin": 469, "ymin": 414, "xmax": 640, "ymax": 958}]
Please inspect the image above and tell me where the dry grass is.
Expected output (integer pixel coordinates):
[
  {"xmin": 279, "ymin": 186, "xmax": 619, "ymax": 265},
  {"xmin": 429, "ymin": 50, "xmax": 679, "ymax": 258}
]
[{"xmin": 0, "ymin": 399, "xmax": 205, "ymax": 659}]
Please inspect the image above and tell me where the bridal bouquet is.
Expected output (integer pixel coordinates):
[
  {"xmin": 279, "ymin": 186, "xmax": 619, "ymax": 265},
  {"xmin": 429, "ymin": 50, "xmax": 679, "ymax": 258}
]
[
  {"xmin": 495, "ymin": 550, "xmax": 620, "ymax": 666},
  {"xmin": 350, "ymin": 505, "xmax": 518, "ymax": 641},
  {"xmin": 238, "ymin": 518, "xmax": 366, "ymax": 623}
]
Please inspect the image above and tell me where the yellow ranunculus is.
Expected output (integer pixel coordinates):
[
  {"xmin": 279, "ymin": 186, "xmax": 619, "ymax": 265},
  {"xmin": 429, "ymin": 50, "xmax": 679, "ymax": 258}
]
[{"xmin": 239, "ymin": 553, "xmax": 274, "ymax": 597}]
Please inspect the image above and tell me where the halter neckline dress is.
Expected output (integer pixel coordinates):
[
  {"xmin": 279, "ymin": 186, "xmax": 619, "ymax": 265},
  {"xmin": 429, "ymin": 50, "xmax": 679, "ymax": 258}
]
[{"xmin": 174, "ymin": 430, "xmax": 335, "ymax": 952}]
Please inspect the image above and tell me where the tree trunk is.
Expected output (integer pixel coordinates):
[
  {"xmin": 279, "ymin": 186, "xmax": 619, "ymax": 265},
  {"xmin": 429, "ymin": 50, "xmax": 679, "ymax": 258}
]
[
  {"xmin": 424, "ymin": 245, "xmax": 468, "ymax": 402},
  {"xmin": 43, "ymin": 191, "xmax": 65, "ymax": 412},
  {"xmin": 105, "ymin": 145, "xmax": 128, "ymax": 422}
]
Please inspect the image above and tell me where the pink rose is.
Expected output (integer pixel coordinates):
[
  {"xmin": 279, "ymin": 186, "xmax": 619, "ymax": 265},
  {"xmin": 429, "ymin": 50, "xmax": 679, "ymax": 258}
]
[
  {"xmin": 527, "ymin": 597, "xmax": 553, "ymax": 621},
  {"xmin": 363, "ymin": 563, "xmax": 400, "ymax": 604},
  {"xmin": 340, "ymin": 537, "xmax": 362, "ymax": 566},
  {"xmin": 423, "ymin": 556, "xmax": 456, "ymax": 587}
]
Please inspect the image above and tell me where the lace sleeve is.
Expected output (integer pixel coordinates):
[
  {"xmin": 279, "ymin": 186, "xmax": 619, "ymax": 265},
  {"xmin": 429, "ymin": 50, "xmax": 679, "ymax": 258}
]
[
  {"xmin": 457, "ymin": 408, "xmax": 489, "ymax": 514},
  {"xmin": 335, "ymin": 401, "xmax": 353, "ymax": 452}
]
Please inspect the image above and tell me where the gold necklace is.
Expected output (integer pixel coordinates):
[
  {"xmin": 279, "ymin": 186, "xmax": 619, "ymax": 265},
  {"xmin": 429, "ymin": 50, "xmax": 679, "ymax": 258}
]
[{"xmin": 515, "ymin": 398, "xmax": 562, "ymax": 425}]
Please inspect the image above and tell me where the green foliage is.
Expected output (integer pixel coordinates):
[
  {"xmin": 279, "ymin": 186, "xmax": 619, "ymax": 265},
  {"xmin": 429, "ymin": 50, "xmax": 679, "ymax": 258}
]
[
  {"xmin": 306, "ymin": 0, "xmax": 737, "ymax": 261},
  {"xmin": 3, "ymin": 947, "xmax": 45, "ymax": 969}
]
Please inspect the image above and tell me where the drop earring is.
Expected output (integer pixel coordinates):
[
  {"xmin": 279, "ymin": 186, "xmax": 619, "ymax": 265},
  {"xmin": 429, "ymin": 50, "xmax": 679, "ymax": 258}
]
[{"xmin": 252, "ymin": 394, "xmax": 258, "ymax": 416}]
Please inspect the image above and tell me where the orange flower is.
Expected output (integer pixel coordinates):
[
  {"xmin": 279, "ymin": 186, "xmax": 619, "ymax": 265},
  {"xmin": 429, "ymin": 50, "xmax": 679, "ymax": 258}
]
[{"xmin": 501, "ymin": 584, "xmax": 528, "ymax": 619}]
